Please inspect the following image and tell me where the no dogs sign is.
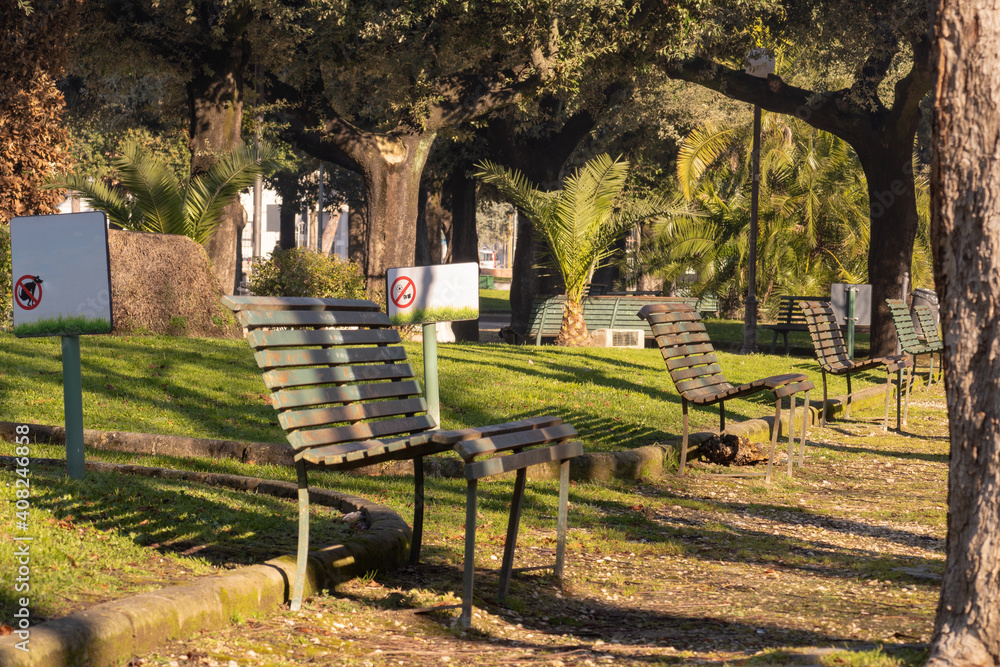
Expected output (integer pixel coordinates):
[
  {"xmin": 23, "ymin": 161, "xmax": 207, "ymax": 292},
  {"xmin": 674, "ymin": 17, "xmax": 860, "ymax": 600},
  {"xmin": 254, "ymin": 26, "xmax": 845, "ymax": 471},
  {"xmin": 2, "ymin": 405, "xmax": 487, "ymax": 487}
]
[
  {"xmin": 10, "ymin": 212, "xmax": 113, "ymax": 337},
  {"xmin": 386, "ymin": 263, "xmax": 479, "ymax": 326}
]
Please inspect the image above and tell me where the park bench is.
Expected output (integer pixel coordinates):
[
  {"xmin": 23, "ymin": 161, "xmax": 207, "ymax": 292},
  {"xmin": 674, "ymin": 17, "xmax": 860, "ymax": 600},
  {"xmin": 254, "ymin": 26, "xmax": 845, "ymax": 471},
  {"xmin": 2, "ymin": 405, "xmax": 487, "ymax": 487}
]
[
  {"xmin": 887, "ymin": 299, "xmax": 941, "ymax": 386},
  {"xmin": 526, "ymin": 294, "xmax": 718, "ymax": 345},
  {"xmin": 800, "ymin": 300, "xmax": 912, "ymax": 431},
  {"xmin": 760, "ymin": 295, "xmax": 829, "ymax": 355},
  {"xmin": 222, "ymin": 295, "xmax": 583, "ymax": 627},
  {"xmin": 637, "ymin": 302, "xmax": 813, "ymax": 483},
  {"xmin": 913, "ymin": 305, "xmax": 944, "ymax": 384}
]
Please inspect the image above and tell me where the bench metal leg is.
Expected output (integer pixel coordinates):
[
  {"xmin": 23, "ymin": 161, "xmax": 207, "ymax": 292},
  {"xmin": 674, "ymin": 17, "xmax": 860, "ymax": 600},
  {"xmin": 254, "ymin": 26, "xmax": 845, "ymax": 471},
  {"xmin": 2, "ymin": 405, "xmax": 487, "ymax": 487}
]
[
  {"xmin": 820, "ymin": 372, "xmax": 828, "ymax": 427},
  {"xmin": 498, "ymin": 468, "xmax": 527, "ymax": 601},
  {"xmin": 719, "ymin": 401, "xmax": 726, "ymax": 432},
  {"xmin": 845, "ymin": 375, "xmax": 853, "ymax": 420},
  {"xmin": 767, "ymin": 398, "xmax": 779, "ymax": 485},
  {"xmin": 461, "ymin": 479, "xmax": 478, "ymax": 628},
  {"xmin": 905, "ymin": 365, "xmax": 913, "ymax": 424},
  {"xmin": 883, "ymin": 369, "xmax": 892, "ymax": 432},
  {"xmin": 786, "ymin": 393, "xmax": 796, "ymax": 477},
  {"xmin": 798, "ymin": 390, "xmax": 810, "ymax": 466},
  {"xmin": 679, "ymin": 400, "xmax": 690, "ymax": 475},
  {"xmin": 896, "ymin": 368, "xmax": 917, "ymax": 431},
  {"xmin": 410, "ymin": 455, "xmax": 425, "ymax": 566},
  {"xmin": 292, "ymin": 461, "xmax": 310, "ymax": 612},
  {"xmin": 555, "ymin": 457, "xmax": 570, "ymax": 582}
]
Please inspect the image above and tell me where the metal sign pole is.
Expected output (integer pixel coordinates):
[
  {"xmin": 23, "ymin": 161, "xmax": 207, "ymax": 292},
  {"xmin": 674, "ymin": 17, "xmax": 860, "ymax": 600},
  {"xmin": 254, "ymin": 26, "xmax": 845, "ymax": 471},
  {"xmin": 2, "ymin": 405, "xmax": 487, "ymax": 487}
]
[
  {"xmin": 422, "ymin": 323, "xmax": 440, "ymax": 428},
  {"xmin": 741, "ymin": 103, "xmax": 762, "ymax": 355},
  {"xmin": 61, "ymin": 335, "xmax": 85, "ymax": 479}
]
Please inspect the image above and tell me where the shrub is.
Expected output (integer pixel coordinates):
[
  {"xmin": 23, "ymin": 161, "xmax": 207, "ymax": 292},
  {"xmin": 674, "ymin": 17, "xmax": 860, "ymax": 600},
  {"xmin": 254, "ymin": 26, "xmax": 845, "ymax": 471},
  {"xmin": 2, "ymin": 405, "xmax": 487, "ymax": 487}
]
[
  {"xmin": 249, "ymin": 249, "xmax": 366, "ymax": 300},
  {"xmin": 0, "ymin": 225, "xmax": 11, "ymax": 331}
]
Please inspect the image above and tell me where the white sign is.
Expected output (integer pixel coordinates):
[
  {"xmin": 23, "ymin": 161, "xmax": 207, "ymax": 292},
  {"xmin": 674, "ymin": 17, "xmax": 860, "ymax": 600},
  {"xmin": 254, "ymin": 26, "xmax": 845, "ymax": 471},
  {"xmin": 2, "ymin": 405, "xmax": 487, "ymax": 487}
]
[
  {"xmin": 386, "ymin": 262, "xmax": 479, "ymax": 326},
  {"xmin": 11, "ymin": 212, "xmax": 113, "ymax": 337},
  {"xmin": 745, "ymin": 48, "xmax": 776, "ymax": 78}
]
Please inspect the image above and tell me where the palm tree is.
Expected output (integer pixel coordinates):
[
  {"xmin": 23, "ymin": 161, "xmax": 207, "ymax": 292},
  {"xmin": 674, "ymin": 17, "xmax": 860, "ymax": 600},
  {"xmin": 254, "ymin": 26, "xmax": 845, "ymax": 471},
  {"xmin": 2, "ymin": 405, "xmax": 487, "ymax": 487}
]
[
  {"xmin": 46, "ymin": 141, "xmax": 281, "ymax": 245},
  {"xmin": 644, "ymin": 115, "xmax": 894, "ymax": 316},
  {"xmin": 476, "ymin": 153, "xmax": 674, "ymax": 346}
]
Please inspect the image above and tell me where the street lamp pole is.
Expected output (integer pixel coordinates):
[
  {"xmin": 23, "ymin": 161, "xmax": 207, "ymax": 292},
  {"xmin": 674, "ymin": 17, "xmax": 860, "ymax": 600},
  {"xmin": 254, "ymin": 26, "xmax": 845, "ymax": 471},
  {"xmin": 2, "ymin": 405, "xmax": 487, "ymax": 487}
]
[{"xmin": 740, "ymin": 48, "xmax": 775, "ymax": 356}]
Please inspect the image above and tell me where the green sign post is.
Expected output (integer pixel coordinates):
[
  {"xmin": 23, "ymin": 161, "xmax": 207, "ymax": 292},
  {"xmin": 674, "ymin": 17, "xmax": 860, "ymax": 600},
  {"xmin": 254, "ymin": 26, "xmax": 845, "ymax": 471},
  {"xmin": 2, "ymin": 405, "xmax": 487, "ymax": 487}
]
[{"xmin": 11, "ymin": 212, "xmax": 113, "ymax": 479}]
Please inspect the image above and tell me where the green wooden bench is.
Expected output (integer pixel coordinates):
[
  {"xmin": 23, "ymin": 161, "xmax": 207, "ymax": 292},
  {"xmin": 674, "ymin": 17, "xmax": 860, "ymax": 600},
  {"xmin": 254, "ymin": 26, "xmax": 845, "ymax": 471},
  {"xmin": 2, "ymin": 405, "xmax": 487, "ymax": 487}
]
[
  {"xmin": 638, "ymin": 302, "xmax": 812, "ymax": 483},
  {"xmin": 913, "ymin": 305, "xmax": 944, "ymax": 384},
  {"xmin": 525, "ymin": 294, "xmax": 717, "ymax": 345},
  {"xmin": 760, "ymin": 295, "xmax": 829, "ymax": 355},
  {"xmin": 222, "ymin": 296, "xmax": 583, "ymax": 627},
  {"xmin": 800, "ymin": 300, "xmax": 912, "ymax": 431},
  {"xmin": 887, "ymin": 299, "xmax": 943, "ymax": 386}
]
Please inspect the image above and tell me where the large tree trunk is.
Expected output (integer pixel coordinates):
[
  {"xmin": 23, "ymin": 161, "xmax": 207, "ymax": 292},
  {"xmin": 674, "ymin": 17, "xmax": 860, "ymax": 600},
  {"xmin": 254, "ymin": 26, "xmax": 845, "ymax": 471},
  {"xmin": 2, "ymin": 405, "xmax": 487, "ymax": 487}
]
[
  {"xmin": 856, "ymin": 145, "xmax": 921, "ymax": 356},
  {"xmin": 187, "ymin": 50, "xmax": 245, "ymax": 294},
  {"xmin": 484, "ymin": 110, "xmax": 597, "ymax": 334},
  {"xmin": 357, "ymin": 132, "xmax": 437, "ymax": 297},
  {"xmin": 446, "ymin": 166, "xmax": 480, "ymax": 342},
  {"xmin": 927, "ymin": 2, "xmax": 1000, "ymax": 664}
]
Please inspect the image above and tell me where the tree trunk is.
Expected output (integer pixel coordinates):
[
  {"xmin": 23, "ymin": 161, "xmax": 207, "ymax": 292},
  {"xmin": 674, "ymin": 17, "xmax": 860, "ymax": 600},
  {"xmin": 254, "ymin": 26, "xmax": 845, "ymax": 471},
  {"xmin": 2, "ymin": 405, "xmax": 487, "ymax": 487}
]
[
  {"xmin": 273, "ymin": 169, "xmax": 299, "ymax": 251},
  {"xmin": 856, "ymin": 145, "xmax": 920, "ymax": 357},
  {"xmin": 446, "ymin": 165, "xmax": 480, "ymax": 342},
  {"xmin": 483, "ymin": 110, "xmax": 597, "ymax": 334},
  {"xmin": 358, "ymin": 132, "xmax": 437, "ymax": 298},
  {"xmin": 187, "ymin": 50, "xmax": 245, "ymax": 294},
  {"xmin": 556, "ymin": 298, "xmax": 591, "ymax": 347},
  {"xmin": 927, "ymin": 2, "xmax": 1000, "ymax": 664}
]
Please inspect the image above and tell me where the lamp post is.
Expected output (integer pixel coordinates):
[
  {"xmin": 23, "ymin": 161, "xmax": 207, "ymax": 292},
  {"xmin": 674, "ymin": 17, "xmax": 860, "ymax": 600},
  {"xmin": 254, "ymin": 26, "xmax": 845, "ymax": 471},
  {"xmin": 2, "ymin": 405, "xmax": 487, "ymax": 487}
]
[{"xmin": 740, "ymin": 47, "xmax": 775, "ymax": 355}]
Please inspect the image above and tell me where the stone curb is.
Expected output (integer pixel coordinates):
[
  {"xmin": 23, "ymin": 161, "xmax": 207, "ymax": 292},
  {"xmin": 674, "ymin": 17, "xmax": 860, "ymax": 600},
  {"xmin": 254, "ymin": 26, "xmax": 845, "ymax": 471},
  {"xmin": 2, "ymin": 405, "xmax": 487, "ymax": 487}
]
[{"xmin": 0, "ymin": 459, "xmax": 411, "ymax": 667}]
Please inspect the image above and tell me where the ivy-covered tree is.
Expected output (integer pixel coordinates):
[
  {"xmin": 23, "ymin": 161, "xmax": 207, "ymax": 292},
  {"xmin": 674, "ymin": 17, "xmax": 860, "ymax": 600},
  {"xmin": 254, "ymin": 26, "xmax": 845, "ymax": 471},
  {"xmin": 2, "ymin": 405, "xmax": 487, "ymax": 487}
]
[{"xmin": 0, "ymin": 0, "xmax": 79, "ymax": 225}]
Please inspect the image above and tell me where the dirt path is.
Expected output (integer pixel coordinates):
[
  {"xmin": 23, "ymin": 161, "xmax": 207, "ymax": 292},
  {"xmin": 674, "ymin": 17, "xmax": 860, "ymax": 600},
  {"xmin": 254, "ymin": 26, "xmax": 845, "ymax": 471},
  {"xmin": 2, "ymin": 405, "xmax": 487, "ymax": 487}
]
[{"xmin": 131, "ymin": 389, "xmax": 949, "ymax": 667}]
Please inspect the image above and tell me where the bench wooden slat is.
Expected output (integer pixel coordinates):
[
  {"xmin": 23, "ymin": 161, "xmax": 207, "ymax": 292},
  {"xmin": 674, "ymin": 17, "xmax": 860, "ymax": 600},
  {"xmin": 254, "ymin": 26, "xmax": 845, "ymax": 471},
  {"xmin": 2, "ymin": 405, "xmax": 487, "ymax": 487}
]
[
  {"xmin": 669, "ymin": 363, "xmax": 724, "ymax": 381},
  {"xmin": 430, "ymin": 416, "xmax": 563, "ymax": 445},
  {"xmin": 238, "ymin": 310, "xmax": 392, "ymax": 330},
  {"xmin": 222, "ymin": 295, "xmax": 381, "ymax": 312},
  {"xmin": 248, "ymin": 328, "xmax": 401, "ymax": 350},
  {"xmin": 664, "ymin": 353, "xmax": 718, "ymax": 371},
  {"xmin": 255, "ymin": 345, "xmax": 407, "ymax": 370},
  {"xmin": 288, "ymin": 414, "xmax": 437, "ymax": 450},
  {"xmin": 263, "ymin": 363, "xmax": 415, "ymax": 391},
  {"xmin": 273, "ymin": 379, "xmax": 423, "ymax": 410},
  {"xmin": 455, "ymin": 423, "xmax": 578, "ymax": 461},
  {"xmin": 465, "ymin": 441, "xmax": 584, "ymax": 481},
  {"xmin": 279, "ymin": 397, "xmax": 429, "ymax": 431}
]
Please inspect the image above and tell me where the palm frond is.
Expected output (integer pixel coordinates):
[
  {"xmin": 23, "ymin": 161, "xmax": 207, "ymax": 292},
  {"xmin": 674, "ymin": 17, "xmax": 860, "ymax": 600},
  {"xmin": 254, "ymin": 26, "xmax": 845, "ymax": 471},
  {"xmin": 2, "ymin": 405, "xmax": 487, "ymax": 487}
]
[
  {"xmin": 42, "ymin": 174, "xmax": 135, "ymax": 228},
  {"xmin": 185, "ymin": 141, "xmax": 282, "ymax": 245},
  {"xmin": 676, "ymin": 125, "xmax": 739, "ymax": 200},
  {"xmin": 112, "ymin": 142, "xmax": 187, "ymax": 235}
]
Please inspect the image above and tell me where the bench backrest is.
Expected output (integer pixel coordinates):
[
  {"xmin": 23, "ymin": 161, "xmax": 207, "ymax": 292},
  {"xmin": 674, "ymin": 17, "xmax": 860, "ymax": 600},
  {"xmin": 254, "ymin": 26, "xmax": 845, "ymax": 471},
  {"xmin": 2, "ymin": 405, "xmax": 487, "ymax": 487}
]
[
  {"xmin": 222, "ymin": 296, "xmax": 435, "ymax": 454},
  {"xmin": 637, "ymin": 302, "xmax": 734, "ymax": 402},
  {"xmin": 886, "ymin": 299, "xmax": 924, "ymax": 353},
  {"xmin": 800, "ymin": 300, "xmax": 851, "ymax": 370},
  {"xmin": 913, "ymin": 305, "xmax": 942, "ymax": 345},
  {"xmin": 773, "ymin": 295, "xmax": 829, "ymax": 325}
]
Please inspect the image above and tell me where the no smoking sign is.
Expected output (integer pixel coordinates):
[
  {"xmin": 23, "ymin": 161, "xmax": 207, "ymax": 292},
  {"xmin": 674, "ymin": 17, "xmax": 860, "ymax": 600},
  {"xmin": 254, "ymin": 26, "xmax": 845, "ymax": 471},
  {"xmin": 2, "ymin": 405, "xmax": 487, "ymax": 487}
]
[{"xmin": 390, "ymin": 276, "xmax": 416, "ymax": 309}]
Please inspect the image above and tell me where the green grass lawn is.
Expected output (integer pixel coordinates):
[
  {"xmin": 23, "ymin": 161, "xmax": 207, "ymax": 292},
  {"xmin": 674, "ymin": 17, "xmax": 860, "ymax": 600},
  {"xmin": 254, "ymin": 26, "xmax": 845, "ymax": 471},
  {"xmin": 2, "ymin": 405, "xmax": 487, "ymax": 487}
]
[
  {"xmin": 479, "ymin": 288, "xmax": 511, "ymax": 312},
  {"xmin": 0, "ymin": 332, "xmax": 885, "ymax": 453}
]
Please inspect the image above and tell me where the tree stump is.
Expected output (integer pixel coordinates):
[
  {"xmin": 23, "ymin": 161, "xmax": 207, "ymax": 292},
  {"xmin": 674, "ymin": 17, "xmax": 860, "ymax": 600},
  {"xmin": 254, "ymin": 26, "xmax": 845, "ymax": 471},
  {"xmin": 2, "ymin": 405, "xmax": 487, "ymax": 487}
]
[{"xmin": 699, "ymin": 434, "xmax": 768, "ymax": 466}]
